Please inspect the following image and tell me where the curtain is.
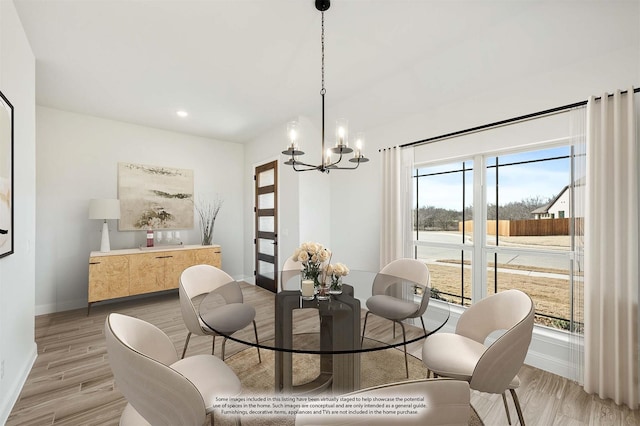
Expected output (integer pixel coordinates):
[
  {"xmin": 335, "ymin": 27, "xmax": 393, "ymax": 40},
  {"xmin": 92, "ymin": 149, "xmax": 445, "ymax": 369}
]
[
  {"xmin": 584, "ymin": 88, "xmax": 638, "ymax": 409},
  {"xmin": 379, "ymin": 147, "xmax": 413, "ymax": 269}
]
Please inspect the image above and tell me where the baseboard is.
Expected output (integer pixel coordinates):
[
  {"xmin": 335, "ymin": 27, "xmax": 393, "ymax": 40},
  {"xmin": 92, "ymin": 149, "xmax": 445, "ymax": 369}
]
[
  {"xmin": 0, "ymin": 342, "xmax": 37, "ymax": 425},
  {"xmin": 35, "ymin": 298, "xmax": 87, "ymax": 315}
]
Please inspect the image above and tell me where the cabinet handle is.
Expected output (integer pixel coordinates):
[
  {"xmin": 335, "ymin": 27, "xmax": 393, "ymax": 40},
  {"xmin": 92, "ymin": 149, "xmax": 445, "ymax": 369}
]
[
  {"xmin": 89, "ymin": 262, "xmax": 101, "ymax": 265},
  {"xmin": 155, "ymin": 255, "xmax": 173, "ymax": 259}
]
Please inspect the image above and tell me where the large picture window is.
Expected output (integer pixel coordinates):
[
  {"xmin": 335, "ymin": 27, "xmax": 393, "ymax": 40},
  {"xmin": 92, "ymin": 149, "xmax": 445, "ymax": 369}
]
[{"xmin": 413, "ymin": 145, "xmax": 582, "ymax": 332}]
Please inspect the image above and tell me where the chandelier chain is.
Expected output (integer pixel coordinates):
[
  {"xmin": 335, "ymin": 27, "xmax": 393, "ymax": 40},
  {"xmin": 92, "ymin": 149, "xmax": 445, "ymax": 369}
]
[{"xmin": 320, "ymin": 11, "xmax": 326, "ymax": 96}]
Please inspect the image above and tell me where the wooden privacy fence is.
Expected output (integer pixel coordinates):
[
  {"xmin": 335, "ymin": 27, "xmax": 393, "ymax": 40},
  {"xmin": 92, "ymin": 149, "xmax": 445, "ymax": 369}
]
[{"xmin": 459, "ymin": 218, "xmax": 571, "ymax": 236}]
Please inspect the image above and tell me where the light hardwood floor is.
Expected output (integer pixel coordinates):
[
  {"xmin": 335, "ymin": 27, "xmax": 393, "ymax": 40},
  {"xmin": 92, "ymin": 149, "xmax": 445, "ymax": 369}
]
[{"xmin": 7, "ymin": 284, "xmax": 640, "ymax": 426}]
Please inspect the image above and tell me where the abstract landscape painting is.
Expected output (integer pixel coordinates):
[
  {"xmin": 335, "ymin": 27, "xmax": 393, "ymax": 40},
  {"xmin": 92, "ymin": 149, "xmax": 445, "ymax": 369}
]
[{"xmin": 118, "ymin": 162, "xmax": 194, "ymax": 231}]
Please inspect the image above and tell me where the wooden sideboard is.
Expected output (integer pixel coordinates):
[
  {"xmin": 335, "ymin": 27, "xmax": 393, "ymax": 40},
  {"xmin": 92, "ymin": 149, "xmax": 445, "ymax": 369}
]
[{"xmin": 88, "ymin": 244, "xmax": 221, "ymax": 312}]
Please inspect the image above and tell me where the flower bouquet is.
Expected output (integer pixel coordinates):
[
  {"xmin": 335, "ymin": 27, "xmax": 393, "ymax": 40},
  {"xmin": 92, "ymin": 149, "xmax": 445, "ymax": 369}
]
[
  {"xmin": 292, "ymin": 242, "xmax": 331, "ymax": 299},
  {"xmin": 326, "ymin": 263, "xmax": 349, "ymax": 295}
]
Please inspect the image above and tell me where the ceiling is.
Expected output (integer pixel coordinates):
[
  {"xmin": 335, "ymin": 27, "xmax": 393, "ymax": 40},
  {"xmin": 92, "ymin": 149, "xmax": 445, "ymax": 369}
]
[{"xmin": 13, "ymin": 0, "xmax": 636, "ymax": 143}]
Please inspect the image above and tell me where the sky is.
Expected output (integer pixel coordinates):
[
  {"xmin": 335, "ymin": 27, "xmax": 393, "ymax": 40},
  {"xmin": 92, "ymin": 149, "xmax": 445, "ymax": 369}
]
[{"xmin": 415, "ymin": 146, "xmax": 571, "ymax": 210}]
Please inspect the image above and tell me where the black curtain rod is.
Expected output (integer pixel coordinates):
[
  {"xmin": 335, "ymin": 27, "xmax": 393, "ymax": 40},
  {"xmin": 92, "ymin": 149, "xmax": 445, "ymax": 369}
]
[{"xmin": 398, "ymin": 87, "xmax": 640, "ymax": 149}]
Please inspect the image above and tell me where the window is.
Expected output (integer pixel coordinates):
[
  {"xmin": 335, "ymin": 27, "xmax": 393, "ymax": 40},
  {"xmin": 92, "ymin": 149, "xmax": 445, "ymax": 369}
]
[
  {"xmin": 413, "ymin": 145, "xmax": 582, "ymax": 332},
  {"xmin": 413, "ymin": 160, "xmax": 473, "ymax": 305}
]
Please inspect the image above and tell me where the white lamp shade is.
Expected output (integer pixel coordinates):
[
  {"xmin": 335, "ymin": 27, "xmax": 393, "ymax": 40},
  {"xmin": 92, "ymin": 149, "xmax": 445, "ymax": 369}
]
[{"xmin": 89, "ymin": 199, "xmax": 121, "ymax": 220}]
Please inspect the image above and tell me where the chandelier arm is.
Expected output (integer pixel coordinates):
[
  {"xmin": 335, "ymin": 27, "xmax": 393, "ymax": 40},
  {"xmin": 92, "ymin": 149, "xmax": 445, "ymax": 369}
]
[
  {"xmin": 290, "ymin": 157, "xmax": 320, "ymax": 169},
  {"xmin": 331, "ymin": 162, "xmax": 361, "ymax": 170},
  {"xmin": 292, "ymin": 161, "xmax": 322, "ymax": 172},
  {"xmin": 326, "ymin": 151, "xmax": 344, "ymax": 168}
]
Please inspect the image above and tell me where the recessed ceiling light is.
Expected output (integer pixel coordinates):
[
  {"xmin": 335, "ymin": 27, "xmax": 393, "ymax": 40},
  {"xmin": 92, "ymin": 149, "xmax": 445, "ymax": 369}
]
[{"xmin": 176, "ymin": 110, "xmax": 188, "ymax": 118}]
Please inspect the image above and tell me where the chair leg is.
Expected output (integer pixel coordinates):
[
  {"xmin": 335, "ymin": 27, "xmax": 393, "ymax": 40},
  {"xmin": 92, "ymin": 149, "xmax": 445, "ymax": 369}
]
[
  {"xmin": 420, "ymin": 316, "xmax": 427, "ymax": 336},
  {"xmin": 501, "ymin": 392, "xmax": 512, "ymax": 425},
  {"xmin": 361, "ymin": 311, "xmax": 371, "ymax": 345},
  {"xmin": 509, "ymin": 388, "xmax": 525, "ymax": 426},
  {"xmin": 222, "ymin": 337, "xmax": 228, "ymax": 361},
  {"xmin": 212, "ymin": 335, "xmax": 216, "ymax": 356},
  {"xmin": 393, "ymin": 322, "xmax": 396, "ymax": 339},
  {"xmin": 181, "ymin": 332, "xmax": 192, "ymax": 359},
  {"xmin": 397, "ymin": 321, "xmax": 409, "ymax": 378},
  {"xmin": 252, "ymin": 320, "xmax": 262, "ymax": 363}
]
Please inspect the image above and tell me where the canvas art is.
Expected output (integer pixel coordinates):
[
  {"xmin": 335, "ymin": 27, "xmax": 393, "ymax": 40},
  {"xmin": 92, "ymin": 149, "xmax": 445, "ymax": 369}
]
[
  {"xmin": 118, "ymin": 162, "xmax": 194, "ymax": 231},
  {"xmin": 0, "ymin": 90, "xmax": 14, "ymax": 258}
]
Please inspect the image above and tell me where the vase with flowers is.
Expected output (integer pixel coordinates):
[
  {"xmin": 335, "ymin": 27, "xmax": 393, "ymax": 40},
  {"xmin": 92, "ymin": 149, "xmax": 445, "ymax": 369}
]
[
  {"xmin": 327, "ymin": 263, "xmax": 349, "ymax": 294},
  {"xmin": 292, "ymin": 242, "xmax": 331, "ymax": 298}
]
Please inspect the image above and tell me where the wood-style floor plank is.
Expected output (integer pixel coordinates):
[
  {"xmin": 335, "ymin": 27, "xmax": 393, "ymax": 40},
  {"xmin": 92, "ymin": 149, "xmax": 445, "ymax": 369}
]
[{"xmin": 7, "ymin": 284, "xmax": 639, "ymax": 425}]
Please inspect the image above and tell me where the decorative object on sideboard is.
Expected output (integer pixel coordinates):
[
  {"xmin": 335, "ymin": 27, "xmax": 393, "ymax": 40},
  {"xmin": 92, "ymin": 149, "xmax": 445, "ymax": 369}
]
[
  {"xmin": 0, "ymin": 89, "xmax": 14, "ymax": 258},
  {"xmin": 117, "ymin": 162, "xmax": 194, "ymax": 231},
  {"xmin": 88, "ymin": 198, "xmax": 121, "ymax": 252},
  {"xmin": 281, "ymin": 0, "xmax": 369, "ymax": 173},
  {"xmin": 196, "ymin": 196, "xmax": 223, "ymax": 246}
]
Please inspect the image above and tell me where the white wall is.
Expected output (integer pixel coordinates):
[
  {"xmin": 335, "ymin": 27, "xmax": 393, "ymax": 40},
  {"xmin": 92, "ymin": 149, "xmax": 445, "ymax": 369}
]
[
  {"xmin": 0, "ymin": 1, "xmax": 37, "ymax": 423},
  {"xmin": 35, "ymin": 107, "xmax": 244, "ymax": 314}
]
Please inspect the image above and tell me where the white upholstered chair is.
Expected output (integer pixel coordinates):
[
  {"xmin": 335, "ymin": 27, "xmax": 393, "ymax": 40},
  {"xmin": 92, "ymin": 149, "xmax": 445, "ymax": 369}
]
[
  {"xmin": 280, "ymin": 255, "xmax": 302, "ymax": 291},
  {"xmin": 362, "ymin": 258, "xmax": 431, "ymax": 377},
  {"xmin": 180, "ymin": 264, "xmax": 261, "ymax": 361},
  {"xmin": 294, "ymin": 378, "xmax": 471, "ymax": 426},
  {"xmin": 421, "ymin": 289, "xmax": 534, "ymax": 426},
  {"xmin": 105, "ymin": 313, "xmax": 242, "ymax": 426}
]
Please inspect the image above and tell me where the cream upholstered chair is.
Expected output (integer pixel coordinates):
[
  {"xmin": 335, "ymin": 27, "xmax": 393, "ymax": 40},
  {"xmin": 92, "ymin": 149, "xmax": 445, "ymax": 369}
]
[
  {"xmin": 280, "ymin": 255, "xmax": 302, "ymax": 291},
  {"xmin": 362, "ymin": 258, "xmax": 431, "ymax": 377},
  {"xmin": 180, "ymin": 264, "xmax": 260, "ymax": 362},
  {"xmin": 421, "ymin": 289, "xmax": 534, "ymax": 426},
  {"xmin": 295, "ymin": 378, "xmax": 470, "ymax": 425},
  {"xmin": 105, "ymin": 313, "xmax": 242, "ymax": 426}
]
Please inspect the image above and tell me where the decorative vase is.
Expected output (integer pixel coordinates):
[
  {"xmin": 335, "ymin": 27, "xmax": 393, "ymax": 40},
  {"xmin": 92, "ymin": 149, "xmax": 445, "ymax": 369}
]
[
  {"xmin": 316, "ymin": 283, "xmax": 330, "ymax": 300},
  {"xmin": 329, "ymin": 277, "xmax": 343, "ymax": 295}
]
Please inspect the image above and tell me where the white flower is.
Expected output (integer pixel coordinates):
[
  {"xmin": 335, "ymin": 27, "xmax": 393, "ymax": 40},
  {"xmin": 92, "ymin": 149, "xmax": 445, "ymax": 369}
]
[
  {"xmin": 298, "ymin": 251, "xmax": 309, "ymax": 262},
  {"xmin": 292, "ymin": 248, "xmax": 301, "ymax": 262},
  {"xmin": 318, "ymin": 249, "xmax": 331, "ymax": 262}
]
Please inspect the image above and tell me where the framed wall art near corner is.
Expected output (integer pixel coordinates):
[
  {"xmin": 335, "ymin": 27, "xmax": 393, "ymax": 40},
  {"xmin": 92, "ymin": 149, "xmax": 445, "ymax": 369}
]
[
  {"xmin": 0, "ymin": 90, "xmax": 14, "ymax": 258},
  {"xmin": 118, "ymin": 162, "xmax": 194, "ymax": 231}
]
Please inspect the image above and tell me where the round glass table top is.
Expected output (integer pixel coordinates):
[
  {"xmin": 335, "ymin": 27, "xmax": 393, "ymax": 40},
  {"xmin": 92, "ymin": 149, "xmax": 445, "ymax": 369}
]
[{"xmin": 198, "ymin": 270, "xmax": 450, "ymax": 355}]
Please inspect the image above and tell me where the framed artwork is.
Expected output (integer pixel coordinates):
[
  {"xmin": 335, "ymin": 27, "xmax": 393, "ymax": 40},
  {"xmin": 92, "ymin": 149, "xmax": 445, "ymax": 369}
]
[
  {"xmin": 118, "ymin": 162, "xmax": 194, "ymax": 231},
  {"xmin": 0, "ymin": 90, "xmax": 14, "ymax": 258}
]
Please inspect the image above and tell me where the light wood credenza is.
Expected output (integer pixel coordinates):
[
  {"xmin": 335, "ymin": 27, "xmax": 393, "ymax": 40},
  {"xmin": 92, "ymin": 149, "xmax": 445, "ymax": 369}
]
[{"xmin": 88, "ymin": 244, "xmax": 221, "ymax": 313}]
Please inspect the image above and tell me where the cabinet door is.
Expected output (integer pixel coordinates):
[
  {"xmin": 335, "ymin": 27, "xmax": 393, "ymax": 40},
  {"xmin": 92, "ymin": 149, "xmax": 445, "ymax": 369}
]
[
  {"xmin": 165, "ymin": 250, "xmax": 195, "ymax": 290},
  {"xmin": 194, "ymin": 247, "xmax": 222, "ymax": 268},
  {"xmin": 88, "ymin": 255, "xmax": 129, "ymax": 302},
  {"xmin": 129, "ymin": 253, "xmax": 165, "ymax": 295}
]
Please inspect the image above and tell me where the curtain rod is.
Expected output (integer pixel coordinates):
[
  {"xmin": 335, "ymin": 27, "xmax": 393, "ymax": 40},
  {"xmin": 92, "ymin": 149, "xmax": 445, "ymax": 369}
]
[{"xmin": 397, "ymin": 87, "xmax": 640, "ymax": 149}]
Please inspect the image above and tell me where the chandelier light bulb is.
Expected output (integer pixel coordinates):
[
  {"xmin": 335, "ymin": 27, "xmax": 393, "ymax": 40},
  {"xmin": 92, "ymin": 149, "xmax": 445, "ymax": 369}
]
[{"xmin": 335, "ymin": 119, "xmax": 349, "ymax": 147}]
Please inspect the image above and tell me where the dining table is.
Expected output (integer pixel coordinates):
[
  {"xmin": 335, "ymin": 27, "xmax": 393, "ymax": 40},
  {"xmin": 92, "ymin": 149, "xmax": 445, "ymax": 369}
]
[{"xmin": 199, "ymin": 270, "xmax": 450, "ymax": 395}]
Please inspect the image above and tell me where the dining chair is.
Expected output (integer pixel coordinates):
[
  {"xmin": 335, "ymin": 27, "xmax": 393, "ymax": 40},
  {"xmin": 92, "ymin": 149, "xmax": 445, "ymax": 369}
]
[
  {"xmin": 105, "ymin": 313, "xmax": 242, "ymax": 426},
  {"xmin": 280, "ymin": 255, "xmax": 302, "ymax": 291},
  {"xmin": 421, "ymin": 289, "xmax": 534, "ymax": 426},
  {"xmin": 361, "ymin": 258, "xmax": 431, "ymax": 377},
  {"xmin": 294, "ymin": 378, "xmax": 471, "ymax": 425},
  {"xmin": 179, "ymin": 264, "xmax": 261, "ymax": 362}
]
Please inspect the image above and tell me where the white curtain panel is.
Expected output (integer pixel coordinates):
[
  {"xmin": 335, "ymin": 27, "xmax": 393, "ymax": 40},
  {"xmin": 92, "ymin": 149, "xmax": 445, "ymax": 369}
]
[
  {"xmin": 379, "ymin": 147, "xmax": 413, "ymax": 269},
  {"xmin": 584, "ymin": 88, "xmax": 639, "ymax": 409}
]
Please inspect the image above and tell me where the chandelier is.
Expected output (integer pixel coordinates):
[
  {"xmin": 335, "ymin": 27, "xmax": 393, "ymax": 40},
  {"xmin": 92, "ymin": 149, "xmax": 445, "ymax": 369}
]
[{"xmin": 282, "ymin": 0, "xmax": 369, "ymax": 173}]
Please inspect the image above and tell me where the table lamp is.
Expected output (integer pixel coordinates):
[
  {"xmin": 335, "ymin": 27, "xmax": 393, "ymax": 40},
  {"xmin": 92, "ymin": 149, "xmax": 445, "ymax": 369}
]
[{"xmin": 89, "ymin": 198, "xmax": 121, "ymax": 252}]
